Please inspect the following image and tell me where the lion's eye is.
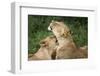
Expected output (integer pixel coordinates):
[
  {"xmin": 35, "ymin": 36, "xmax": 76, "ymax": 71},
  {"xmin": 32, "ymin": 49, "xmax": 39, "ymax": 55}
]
[
  {"xmin": 56, "ymin": 39, "xmax": 58, "ymax": 43},
  {"xmin": 56, "ymin": 40, "xmax": 59, "ymax": 45}
]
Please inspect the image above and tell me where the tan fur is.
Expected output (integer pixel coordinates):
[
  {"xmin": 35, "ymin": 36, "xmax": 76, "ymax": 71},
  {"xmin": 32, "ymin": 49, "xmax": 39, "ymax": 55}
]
[
  {"xmin": 28, "ymin": 35, "xmax": 58, "ymax": 60},
  {"xmin": 48, "ymin": 20, "xmax": 88, "ymax": 59}
]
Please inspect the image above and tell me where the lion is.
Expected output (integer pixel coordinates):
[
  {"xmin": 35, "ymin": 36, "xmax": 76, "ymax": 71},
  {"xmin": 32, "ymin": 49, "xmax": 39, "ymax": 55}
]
[
  {"xmin": 28, "ymin": 35, "xmax": 58, "ymax": 60},
  {"xmin": 48, "ymin": 20, "xmax": 88, "ymax": 59}
]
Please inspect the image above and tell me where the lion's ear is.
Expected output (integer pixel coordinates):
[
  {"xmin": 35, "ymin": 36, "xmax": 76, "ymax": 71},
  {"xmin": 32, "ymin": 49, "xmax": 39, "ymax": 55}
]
[
  {"xmin": 62, "ymin": 29, "xmax": 72, "ymax": 38},
  {"xmin": 40, "ymin": 40, "xmax": 47, "ymax": 47},
  {"xmin": 52, "ymin": 20, "xmax": 54, "ymax": 22},
  {"xmin": 61, "ymin": 28, "xmax": 67, "ymax": 38},
  {"xmin": 70, "ymin": 30, "xmax": 73, "ymax": 35},
  {"xmin": 63, "ymin": 31, "xmax": 67, "ymax": 38}
]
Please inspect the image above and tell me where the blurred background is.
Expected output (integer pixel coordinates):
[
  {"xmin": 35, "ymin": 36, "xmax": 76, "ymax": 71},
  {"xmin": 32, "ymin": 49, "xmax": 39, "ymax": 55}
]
[{"xmin": 28, "ymin": 15, "xmax": 88, "ymax": 54}]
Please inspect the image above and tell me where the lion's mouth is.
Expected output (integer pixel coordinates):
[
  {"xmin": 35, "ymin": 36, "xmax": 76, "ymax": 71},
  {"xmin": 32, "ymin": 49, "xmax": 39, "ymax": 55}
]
[{"xmin": 48, "ymin": 26, "xmax": 52, "ymax": 31}]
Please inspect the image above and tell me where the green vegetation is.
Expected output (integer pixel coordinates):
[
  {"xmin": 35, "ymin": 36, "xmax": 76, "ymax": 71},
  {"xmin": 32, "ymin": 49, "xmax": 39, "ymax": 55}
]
[{"xmin": 28, "ymin": 15, "xmax": 88, "ymax": 54}]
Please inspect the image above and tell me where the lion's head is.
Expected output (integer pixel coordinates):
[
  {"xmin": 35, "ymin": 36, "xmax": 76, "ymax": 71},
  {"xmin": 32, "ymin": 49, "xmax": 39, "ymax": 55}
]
[
  {"xmin": 39, "ymin": 35, "xmax": 58, "ymax": 49},
  {"xmin": 48, "ymin": 20, "xmax": 72, "ymax": 38},
  {"xmin": 39, "ymin": 35, "xmax": 58, "ymax": 59}
]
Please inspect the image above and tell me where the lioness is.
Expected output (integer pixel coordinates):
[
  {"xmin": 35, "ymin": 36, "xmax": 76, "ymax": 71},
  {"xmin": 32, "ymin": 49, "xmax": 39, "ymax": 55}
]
[
  {"xmin": 48, "ymin": 20, "xmax": 88, "ymax": 59},
  {"xmin": 28, "ymin": 35, "xmax": 58, "ymax": 60}
]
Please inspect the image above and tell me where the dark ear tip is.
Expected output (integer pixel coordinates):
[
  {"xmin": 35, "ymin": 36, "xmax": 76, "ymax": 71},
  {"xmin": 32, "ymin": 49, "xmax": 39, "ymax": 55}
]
[{"xmin": 70, "ymin": 30, "xmax": 73, "ymax": 35}]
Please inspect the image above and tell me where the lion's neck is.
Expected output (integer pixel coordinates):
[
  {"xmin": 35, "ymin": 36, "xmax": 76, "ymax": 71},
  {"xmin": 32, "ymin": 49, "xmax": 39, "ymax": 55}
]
[
  {"xmin": 57, "ymin": 36, "xmax": 73, "ymax": 46},
  {"xmin": 35, "ymin": 47, "xmax": 51, "ymax": 59}
]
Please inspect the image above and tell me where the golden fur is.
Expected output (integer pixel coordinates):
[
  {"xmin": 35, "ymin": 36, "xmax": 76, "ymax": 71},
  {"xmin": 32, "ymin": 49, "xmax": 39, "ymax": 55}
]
[
  {"xmin": 48, "ymin": 20, "xmax": 88, "ymax": 59},
  {"xmin": 28, "ymin": 35, "xmax": 57, "ymax": 60}
]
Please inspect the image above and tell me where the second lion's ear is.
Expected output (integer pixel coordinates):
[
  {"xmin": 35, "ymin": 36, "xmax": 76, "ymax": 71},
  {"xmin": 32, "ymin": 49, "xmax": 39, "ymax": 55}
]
[
  {"xmin": 61, "ymin": 28, "xmax": 68, "ymax": 38},
  {"xmin": 40, "ymin": 40, "xmax": 47, "ymax": 47},
  {"xmin": 61, "ymin": 28, "xmax": 72, "ymax": 38},
  {"xmin": 69, "ymin": 30, "xmax": 73, "ymax": 35}
]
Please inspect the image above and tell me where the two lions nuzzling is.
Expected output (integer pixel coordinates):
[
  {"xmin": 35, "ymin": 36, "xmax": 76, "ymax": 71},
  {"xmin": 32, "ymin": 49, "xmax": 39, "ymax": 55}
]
[
  {"xmin": 48, "ymin": 20, "xmax": 88, "ymax": 59},
  {"xmin": 29, "ymin": 20, "xmax": 87, "ymax": 60}
]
